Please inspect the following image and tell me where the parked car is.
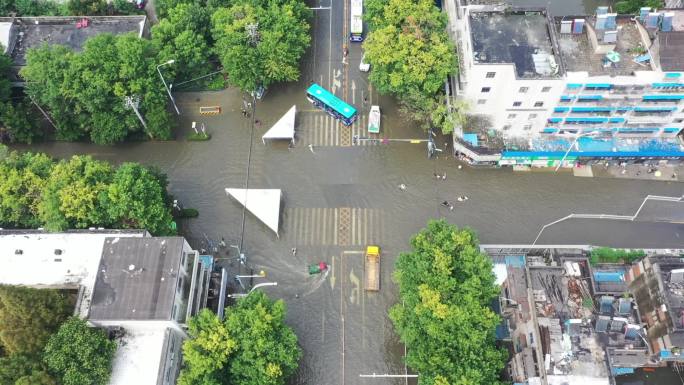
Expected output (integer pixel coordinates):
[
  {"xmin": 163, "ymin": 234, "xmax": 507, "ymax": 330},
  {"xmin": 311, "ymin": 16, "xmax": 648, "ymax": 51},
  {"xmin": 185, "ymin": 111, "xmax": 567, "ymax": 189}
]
[{"xmin": 359, "ymin": 54, "xmax": 370, "ymax": 72}]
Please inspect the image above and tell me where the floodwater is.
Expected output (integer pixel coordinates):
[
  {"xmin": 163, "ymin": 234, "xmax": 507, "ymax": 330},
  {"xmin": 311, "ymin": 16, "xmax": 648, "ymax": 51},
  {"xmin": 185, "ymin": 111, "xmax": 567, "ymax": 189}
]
[{"xmin": 9, "ymin": 0, "xmax": 684, "ymax": 384}]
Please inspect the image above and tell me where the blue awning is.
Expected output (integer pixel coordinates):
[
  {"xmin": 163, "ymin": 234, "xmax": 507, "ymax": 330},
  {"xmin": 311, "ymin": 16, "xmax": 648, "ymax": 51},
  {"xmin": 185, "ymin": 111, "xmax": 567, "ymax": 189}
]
[
  {"xmin": 565, "ymin": 117, "xmax": 608, "ymax": 123},
  {"xmin": 644, "ymin": 95, "xmax": 684, "ymax": 100},
  {"xmin": 560, "ymin": 95, "xmax": 574, "ymax": 101},
  {"xmin": 585, "ymin": 83, "xmax": 612, "ymax": 89},
  {"xmin": 652, "ymin": 83, "xmax": 684, "ymax": 88},
  {"xmin": 664, "ymin": 127, "xmax": 681, "ymax": 133},
  {"xmin": 577, "ymin": 95, "xmax": 603, "ymax": 100},
  {"xmin": 554, "ymin": 107, "xmax": 570, "ymax": 112},
  {"xmin": 571, "ymin": 107, "xmax": 613, "ymax": 112},
  {"xmin": 566, "ymin": 83, "xmax": 583, "ymax": 89},
  {"xmin": 542, "ymin": 128, "xmax": 559, "ymax": 133},
  {"xmin": 616, "ymin": 107, "xmax": 633, "ymax": 111},
  {"xmin": 609, "ymin": 118, "xmax": 625, "ymax": 123},
  {"xmin": 665, "ymin": 73, "xmax": 682, "ymax": 78},
  {"xmin": 634, "ymin": 106, "xmax": 677, "ymax": 112},
  {"xmin": 548, "ymin": 118, "xmax": 563, "ymax": 123}
]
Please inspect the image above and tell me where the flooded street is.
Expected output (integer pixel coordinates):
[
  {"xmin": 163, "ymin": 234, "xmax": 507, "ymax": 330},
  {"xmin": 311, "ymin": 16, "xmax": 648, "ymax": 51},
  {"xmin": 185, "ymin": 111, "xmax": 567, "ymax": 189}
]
[{"xmin": 9, "ymin": 0, "xmax": 684, "ymax": 384}]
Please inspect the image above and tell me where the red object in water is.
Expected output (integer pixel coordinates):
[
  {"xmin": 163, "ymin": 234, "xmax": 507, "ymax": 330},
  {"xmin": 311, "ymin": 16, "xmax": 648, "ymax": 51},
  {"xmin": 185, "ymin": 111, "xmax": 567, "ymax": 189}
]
[{"xmin": 319, "ymin": 262, "xmax": 328, "ymax": 271}]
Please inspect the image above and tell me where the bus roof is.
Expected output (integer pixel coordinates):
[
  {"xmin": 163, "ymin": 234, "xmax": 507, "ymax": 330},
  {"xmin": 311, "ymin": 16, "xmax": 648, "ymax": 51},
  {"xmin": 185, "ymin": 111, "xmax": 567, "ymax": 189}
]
[
  {"xmin": 350, "ymin": 0, "xmax": 363, "ymax": 34},
  {"xmin": 306, "ymin": 83, "xmax": 357, "ymax": 119}
]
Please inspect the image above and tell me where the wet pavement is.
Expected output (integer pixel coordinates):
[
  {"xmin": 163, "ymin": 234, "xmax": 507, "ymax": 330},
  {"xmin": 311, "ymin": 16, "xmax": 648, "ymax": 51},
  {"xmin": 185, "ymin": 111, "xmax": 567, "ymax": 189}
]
[{"xmin": 9, "ymin": 0, "xmax": 684, "ymax": 384}]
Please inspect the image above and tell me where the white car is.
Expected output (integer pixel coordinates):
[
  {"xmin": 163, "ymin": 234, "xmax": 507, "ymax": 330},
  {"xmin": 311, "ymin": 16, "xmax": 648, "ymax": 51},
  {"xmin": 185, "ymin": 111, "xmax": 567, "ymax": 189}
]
[{"xmin": 359, "ymin": 54, "xmax": 370, "ymax": 72}]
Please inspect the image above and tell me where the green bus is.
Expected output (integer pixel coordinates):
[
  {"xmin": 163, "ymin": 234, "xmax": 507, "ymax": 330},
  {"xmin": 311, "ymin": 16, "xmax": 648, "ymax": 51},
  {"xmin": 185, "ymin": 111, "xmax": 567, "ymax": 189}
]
[{"xmin": 306, "ymin": 83, "xmax": 357, "ymax": 126}]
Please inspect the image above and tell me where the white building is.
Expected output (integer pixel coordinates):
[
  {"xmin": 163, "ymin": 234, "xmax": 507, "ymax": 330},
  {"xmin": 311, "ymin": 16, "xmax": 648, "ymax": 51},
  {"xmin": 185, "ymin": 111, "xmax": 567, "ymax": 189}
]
[
  {"xmin": 0, "ymin": 230, "xmax": 213, "ymax": 385},
  {"xmin": 451, "ymin": 5, "xmax": 684, "ymax": 163}
]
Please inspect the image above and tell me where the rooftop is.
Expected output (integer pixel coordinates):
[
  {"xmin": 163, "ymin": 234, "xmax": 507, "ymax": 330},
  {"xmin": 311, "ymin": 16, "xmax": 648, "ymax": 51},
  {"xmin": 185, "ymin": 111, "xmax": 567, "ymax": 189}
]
[
  {"xmin": 89, "ymin": 237, "xmax": 186, "ymax": 321},
  {"xmin": 0, "ymin": 230, "xmax": 145, "ymax": 288},
  {"xmin": 108, "ymin": 325, "xmax": 170, "ymax": 385},
  {"xmin": 469, "ymin": 9, "xmax": 561, "ymax": 78},
  {"xmin": 0, "ymin": 16, "xmax": 146, "ymax": 66},
  {"xmin": 555, "ymin": 17, "xmax": 648, "ymax": 76}
]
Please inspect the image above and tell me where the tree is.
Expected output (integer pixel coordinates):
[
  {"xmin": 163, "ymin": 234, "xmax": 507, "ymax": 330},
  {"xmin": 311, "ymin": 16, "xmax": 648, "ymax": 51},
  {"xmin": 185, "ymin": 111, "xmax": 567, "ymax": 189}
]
[
  {"xmin": 0, "ymin": 286, "xmax": 73, "ymax": 355},
  {"xmin": 104, "ymin": 162, "xmax": 173, "ymax": 235},
  {"xmin": 363, "ymin": 0, "xmax": 456, "ymax": 134},
  {"xmin": 43, "ymin": 317, "xmax": 117, "ymax": 385},
  {"xmin": 0, "ymin": 47, "xmax": 42, "ymax": 144},
  {"xmin": 22, "ymin": 45, "xmax": 83, "ymax": 141},
  {"xmin": 178, "ymin": 292, "xmax": 301, "ymax": 385},
  {"xmin": 0, "ymin": 151, "xmax": 53, "ymax": 228},
  {"xmin": 615, "ymin": 0, "xmax": 662, "ymax": 14},
  {"xmin": 152, "ymin": 3, "xmax": 212, "ymax": 82},
  {"xmin": 211, "ymin": 0, "xmax": 311, "ymax": 92},
  {"xmin": 389, "ymin": 220, "xmax": 507, "ymax": 385},
  {"xmin": 22, "ymin": 34, "xmax": 173, "ymax": 144},
  {"xmin": 38, "ymin": 155, "xmax": 113, "ymax": 231}
]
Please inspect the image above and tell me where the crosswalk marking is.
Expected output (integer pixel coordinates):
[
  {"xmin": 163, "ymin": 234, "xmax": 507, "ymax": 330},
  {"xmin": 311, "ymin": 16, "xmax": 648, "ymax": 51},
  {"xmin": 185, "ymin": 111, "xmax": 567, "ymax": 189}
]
[
  {"xmin": 297, "ymin": 112, "xmax": 379, "ymax": 147},
  {"xmin": 282, "ymin": 207, "xmax": 383, "ymax": 246}
]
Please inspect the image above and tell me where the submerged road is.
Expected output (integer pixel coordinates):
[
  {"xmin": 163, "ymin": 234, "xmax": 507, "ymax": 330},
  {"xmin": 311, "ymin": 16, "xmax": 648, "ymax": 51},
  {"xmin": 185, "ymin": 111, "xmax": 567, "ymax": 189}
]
[{"xmin": 11, "ymin": 0, "xmax": 684, "ymax": 383}]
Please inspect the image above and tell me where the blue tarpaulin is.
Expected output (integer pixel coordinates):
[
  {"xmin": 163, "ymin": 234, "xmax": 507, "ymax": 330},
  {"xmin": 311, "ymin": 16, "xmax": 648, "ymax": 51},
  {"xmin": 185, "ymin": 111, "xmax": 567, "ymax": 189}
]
[
  {"xmin": 612, "ymin": 368, "xmax": 635, "ymax": 376},
  {"xmin": 505, "ymin": 255, "xmax": 525, "ymax": 267},
  {"xmin": 594, "ymin": 271, "xmax": 625, "ymax": 282}
]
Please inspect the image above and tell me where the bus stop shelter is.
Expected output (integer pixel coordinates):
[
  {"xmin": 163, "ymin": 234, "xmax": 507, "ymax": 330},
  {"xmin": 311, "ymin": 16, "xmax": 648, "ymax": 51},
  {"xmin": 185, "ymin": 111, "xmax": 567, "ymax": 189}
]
[{"xmin": 262, "ymin": 105, "xmax": 296, "ymax": 145}]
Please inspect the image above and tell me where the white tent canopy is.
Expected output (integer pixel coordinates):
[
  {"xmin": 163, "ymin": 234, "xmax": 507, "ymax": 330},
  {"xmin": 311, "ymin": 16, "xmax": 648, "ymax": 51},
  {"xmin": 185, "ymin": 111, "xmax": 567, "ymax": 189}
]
[
  {"xmin": 262, "ymin": 105, "xmax": 296, "ymax": 144},
  {"xmin": 226, "ymin": 188, "xmax": 281, "ymax": 236}
]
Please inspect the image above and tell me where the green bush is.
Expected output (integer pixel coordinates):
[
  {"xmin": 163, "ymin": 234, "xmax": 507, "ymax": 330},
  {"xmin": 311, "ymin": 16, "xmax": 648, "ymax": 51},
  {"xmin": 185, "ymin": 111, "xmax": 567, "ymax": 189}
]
[
  {"xmin": 590, "ymin": 247, "xmax": 646, "ymax": 265},
  {"xmin": 186, "ymin": 132, "xmax": 211, "ymax": 141}
]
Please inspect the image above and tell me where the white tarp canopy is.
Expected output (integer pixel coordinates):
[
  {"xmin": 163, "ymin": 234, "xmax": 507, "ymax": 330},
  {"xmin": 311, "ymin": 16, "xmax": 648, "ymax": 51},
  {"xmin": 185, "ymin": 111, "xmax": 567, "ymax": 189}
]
[
  {"xmin": 262, "ymin": 105, "xmax": 296, "ymax": 144},
  {"xmin": 226, "ymin": 188, "xmax": 281, "ymax": 236}
]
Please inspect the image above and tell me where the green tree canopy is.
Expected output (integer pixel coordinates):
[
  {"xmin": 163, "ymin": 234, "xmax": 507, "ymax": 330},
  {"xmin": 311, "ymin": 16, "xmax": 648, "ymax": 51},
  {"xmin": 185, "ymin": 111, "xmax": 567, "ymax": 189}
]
[
  {"xmin": 43, "ymin": 317, "xmax": 117, "ymax": 385},
  {"xmin": 21, "ymin": 34, "xmax": 173, "ymax": 144},
  {"xmin": 178, "ymin": 292, "xmax": 301, "ymax": 385},
  {"xmin": 152, "ymin": 3, "xmax": 213, "ymax": 81},
  {"xmin": 104, "ymin": 162, "xmax": 173, "ymax": 234},
  {"xmin": 211, "ymin": 0, "xmax": 311, "ymax": 92},
  {"xmin": 614, "ymin": 0, "xmax": 662, "ymax": 14},
  {"xmin": 390, "ymin": 220, "xmax": 507, "ymax": 385},
  {"xmin": 0, "ymin": 151, "xmax": 174, "ymax": 234},
  {"xmin": 0, "ymin": 151, "xmax": 53, "ymax": 227},
  {"xmin": 363, "ymin": 0, "xmax": 456, "ymax": 134},
  {"xmin": 0, "ymin": 286, "xmax": 73, "ymax": 355}
]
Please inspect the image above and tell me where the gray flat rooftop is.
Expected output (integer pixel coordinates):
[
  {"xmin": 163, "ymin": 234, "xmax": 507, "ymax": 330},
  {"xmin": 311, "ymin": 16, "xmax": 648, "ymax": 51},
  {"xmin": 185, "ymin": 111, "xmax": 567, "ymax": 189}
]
[
  {"xmin": 89, "ymin": 237, "xmax": 185, "ymax": 321},
  {"xmin": 659, "ymin": 31, "xmax": 684, "ymax": 71},
  {"xmin": 555, "ymin": 17, "xmax": 647, "ymax": 76},
  {"xmin": 0, "ymin": 16, "xmax": 145, "ymax": 66},
  {"xmin": 469, "ymin": 10, "xmax": 560, "ymax": 78}
]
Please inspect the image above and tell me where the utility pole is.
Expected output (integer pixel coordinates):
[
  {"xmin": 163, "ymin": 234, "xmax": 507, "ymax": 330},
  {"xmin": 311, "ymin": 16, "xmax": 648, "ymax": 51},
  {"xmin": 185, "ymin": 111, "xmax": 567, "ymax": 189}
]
[
  {"xmin": 123, "ymin": 95, "xmax": 148, "ymax": 130},
  {"xmin": 29, "ymin": 96, "xmax": 57, "ymax": 131}
]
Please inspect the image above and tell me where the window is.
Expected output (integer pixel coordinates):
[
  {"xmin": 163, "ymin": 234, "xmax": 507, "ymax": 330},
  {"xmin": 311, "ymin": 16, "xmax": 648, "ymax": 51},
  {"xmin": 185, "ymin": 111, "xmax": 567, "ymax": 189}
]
[
  {"xmin": 507, "ymin": 113, "xmax": 517, "ymax": 119},
  {"xmin": 541, "ymin": 86, "xmax": 552, "ymax": 93},
  {"xmin": 485, "ymin": 72, "xmax": 496, "ymax": 78},
  {"xmin": 477, "ymin": 99, "xmax": 487, "ymax": 105},
  {"xmin": 519, "ymin": 87, "xmax": 529, "ymax": 93},
  {"xmin": 502, "ymin": 125, "xmax": 511, "ymax": 131},
  {"xmin": 513, "ymin": 101, "xmax": 522, "ymax": 107},
  {"xmin": 481, "ymin": 87, "xmax": 491, "ymax": 93},
  {"xmin": 674, "ymin": 118, "xmax": 684, "ymax": 123},
  {"xmin": 534, "ymin": 101, "xmax": 544, "ymax": 107},
  {"xmin": 529, "ymin": 113, "xmax": 538, "ymax": 119},
  {"xmin": 523, "ymin": 124, "xmax": 532, "ymax": 130}
]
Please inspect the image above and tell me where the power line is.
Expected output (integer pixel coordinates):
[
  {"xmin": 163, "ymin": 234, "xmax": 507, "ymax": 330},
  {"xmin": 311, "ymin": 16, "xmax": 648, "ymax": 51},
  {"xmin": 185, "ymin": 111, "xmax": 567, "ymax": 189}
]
[{"xmin": 238, "ymin": 94, "xmax": 257, "ymax": 253}]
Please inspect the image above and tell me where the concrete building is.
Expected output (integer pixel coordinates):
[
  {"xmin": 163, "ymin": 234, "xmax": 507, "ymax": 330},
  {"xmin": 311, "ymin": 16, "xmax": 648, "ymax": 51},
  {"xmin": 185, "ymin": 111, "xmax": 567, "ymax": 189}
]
[
  {"xmin": 627, "ymin": 255, "xmax": 684, "ymax": 362},
  {"xmin": 449, "ymin": 5, "xmax": 684, "ymax": 166},
  {"xmin": 0, "ymin": 16, "xmax": 149, "ymax": 82},
  {"xmin": 481, "ymin": 245, "xmax": 684, "ymax": 385},
  {"xmin": 0, "ymin": 230, "xmax": 214, "ymax": 385}
]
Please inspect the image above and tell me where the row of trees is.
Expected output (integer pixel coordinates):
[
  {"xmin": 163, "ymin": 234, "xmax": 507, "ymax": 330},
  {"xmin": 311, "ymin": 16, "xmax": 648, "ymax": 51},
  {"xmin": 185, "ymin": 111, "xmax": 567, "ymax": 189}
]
[
  {"xmin": 390, "ymin": 220, "xmax": 507, "ymax": 384},
  {"xmin": 0, "ymin": 286, "xmax": 116, "ymax": 385},
  {"xmin": 0, "ymin": 0, "xmax": 140, "ymax": 17},
  {"xmin": 178, "ymin": 291, "xmax": 301, "ymax": 385},
  {"xmin": 21, "ymin": 34, "xmax": 173, "ymax": 144},
  {"xmin": 0, "ymin": 150, "xmax": 174, "ymax": 234},
  {"xmin": 615, "ymin": 0, "xmax": 662, "ymax": 14},
  {"xmin": 363, "ymin": 0, "xmax": 457, "ymax": 134},
  {"xmin": 151, "ymin": 0, "xmax": 311, "ymax": 94}
]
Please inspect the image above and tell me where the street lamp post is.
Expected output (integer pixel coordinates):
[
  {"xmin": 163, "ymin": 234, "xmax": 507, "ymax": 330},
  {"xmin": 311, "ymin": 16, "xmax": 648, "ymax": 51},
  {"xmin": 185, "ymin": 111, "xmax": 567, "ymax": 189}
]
[
  {"xmin": 228, "ymin": 282, "xmax": 278, "ymax": 298},
  {"xmin": 235, "ymin": 270, "xmax": 266, "ymax": 291},
  {"xmin": 157, "ymin": 60, "xmax": 181, "ymax": 115},
  {"xmin": 555, "ymin": 132, "xmax": 598, "ymax": 172}
]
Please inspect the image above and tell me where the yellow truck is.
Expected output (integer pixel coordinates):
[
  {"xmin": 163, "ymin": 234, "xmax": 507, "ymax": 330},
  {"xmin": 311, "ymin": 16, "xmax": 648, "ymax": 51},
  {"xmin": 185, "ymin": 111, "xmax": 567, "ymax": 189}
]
[{"xmin": 365, "ymin": 246, "xmax": 380, "ymax": 291}]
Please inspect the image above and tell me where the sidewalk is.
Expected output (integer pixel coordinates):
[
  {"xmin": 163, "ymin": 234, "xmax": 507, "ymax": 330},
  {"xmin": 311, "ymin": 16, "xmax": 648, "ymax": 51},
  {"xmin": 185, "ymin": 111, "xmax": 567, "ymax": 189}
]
[{"xmin": 589, "ymin": 163, "xmax": 682, "ymax": 182}]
